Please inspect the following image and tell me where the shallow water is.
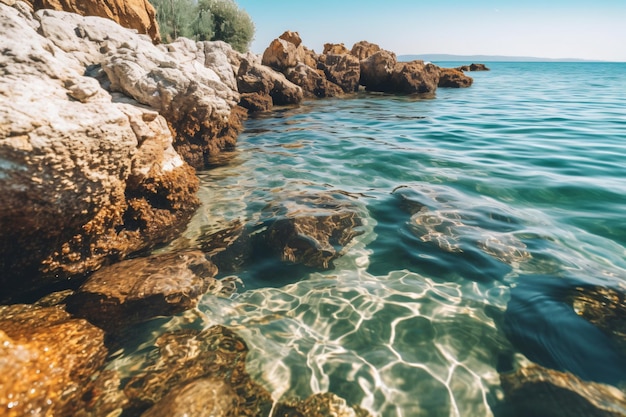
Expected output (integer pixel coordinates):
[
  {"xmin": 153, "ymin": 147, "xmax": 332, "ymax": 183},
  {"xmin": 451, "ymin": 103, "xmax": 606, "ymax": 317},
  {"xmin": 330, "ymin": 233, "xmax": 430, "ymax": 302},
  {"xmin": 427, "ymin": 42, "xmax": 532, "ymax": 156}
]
[{"xmin": 119, "ymin": 63, "xmax": 626, "ymax": 416}]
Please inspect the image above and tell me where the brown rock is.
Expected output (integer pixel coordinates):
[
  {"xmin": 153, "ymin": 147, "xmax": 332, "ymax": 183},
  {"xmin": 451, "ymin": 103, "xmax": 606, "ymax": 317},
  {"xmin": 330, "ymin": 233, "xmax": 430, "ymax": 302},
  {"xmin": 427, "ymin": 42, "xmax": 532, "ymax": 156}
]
[
  {"xmin": 285, "ymin": 63, "xmax": 345, "ymax": 98},
  {"xmin": 66, "ymin": 250, "xmax": 218, "ymax": 331},
  {"xmin": 0, "ymin": 304, "xmax": 107, "ymax": 417},
  {"xmin": 351, "ymin": 40, "xmax": 382, "ymax": 61},
  {"xmin": 389, "ymin": 61, "xmax": 440, "ymax": 94},
  {"xmin": 141, "ymin": 377, "xmax": 239, "ymax": 417},
  {"xmin": 323, "ymin": 42, "xmax": 350, "ymax": 55},
  {"xmin": 261, "ymin": 192, "xmax": 364, "ymax": 269},
  {"xmin": 500, "ymin": 364, "xmax": 626, "ymax": 417},
  {"xmin": 317, "ymin": 53, "xmax": 361, "ymax": 93},
  {"xmin": 24, "ymin": 0, "xmax": 161, "ymax": 43},
  {"xmin": 359, "ymin": 50, "xmax": 398, "ymax": 91},
  {"xmin": 124, "ymin": 325, "xmax": 273, "ymax": 416},
  {"xmin": 237, "ymin": 57, "xmax": 303, "ymax": 110},
  {"xmin": 302, "ymin": 46, "xmax": 319, "ymax": 68},
  {"xmin": 275, "ymin": 392, "xmax": 372, "ymax": 417},
  {"xmin": 456, "ymin": 63, "xmax": 490, "ymax": 72},
  {"xmin": 567, "ymin": 285, "xmax": 626, "ymax": 354},
  {"xmin": 438, "ymin": 67, "xmax": 473, "ymax": 88},
  {"xmin": 262, "ymin": 37, "xmax": 304, "ymax": 71},
  {"xmin": 279, "ymin": 30, "xmax": 303, "ymax": 47}
]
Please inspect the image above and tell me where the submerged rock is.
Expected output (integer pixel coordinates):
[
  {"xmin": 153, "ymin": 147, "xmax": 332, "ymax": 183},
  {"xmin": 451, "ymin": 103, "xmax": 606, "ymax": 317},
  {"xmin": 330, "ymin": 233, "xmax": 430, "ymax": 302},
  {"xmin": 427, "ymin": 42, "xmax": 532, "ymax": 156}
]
[
  {"xmin": 274, "ymin": 392, "xmax": 372, "ymax": 417},
  {"xmin": 567, "ymin": 285, "xmax": 626, "ymax": 354},
  {"xmin": 438, "ymin": 67, "xmax": 474, "ymax": 88},
  {"xmin": 500, "ymin": 364, "xmax": 626, "ymax": 417},
  {"xmin": 0, "ymin": 304, "xmax": 107, "ymax": 417},
  {"xmin": 66, "ymin": 250, "xmax": 218, "ymax": 332},
  {"xmin": 124, "ymin": 325, "xmax": 274, "ymax": 415}
]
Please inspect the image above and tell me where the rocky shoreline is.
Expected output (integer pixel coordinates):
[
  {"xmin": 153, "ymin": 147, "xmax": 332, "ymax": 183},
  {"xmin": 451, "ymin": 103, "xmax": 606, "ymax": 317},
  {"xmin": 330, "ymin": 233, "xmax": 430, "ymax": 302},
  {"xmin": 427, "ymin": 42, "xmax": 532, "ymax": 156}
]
[{"xmin": 1, "ymin": 0, "xmax": 624, "ymax": 416}]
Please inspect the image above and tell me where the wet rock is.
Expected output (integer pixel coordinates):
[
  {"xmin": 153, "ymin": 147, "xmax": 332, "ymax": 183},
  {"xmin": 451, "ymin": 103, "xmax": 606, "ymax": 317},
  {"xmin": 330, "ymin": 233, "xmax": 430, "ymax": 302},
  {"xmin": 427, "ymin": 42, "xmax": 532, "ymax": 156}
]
[
  {"xmin": 500, "ymin": 364, "xmax": 626, "ymax": 417},
  {"xmin": 317, "ymin": 53, "xmax": 361, "ymax": 93},
  {"xmin": 123, "ymin": 325, "xmax": 273, "ymax": 416},
  {"xmin": 199, "ymin": 220, "xmax": 253, "ymax": 272},
  {"xmin": 66, "ymin": 250, "xmax": 218, "ymax": 332},
  {"xmin": 350, "ymin": 40, "xmax": 382, "ymax": 61},
  {"xmin": 438, "ymin": 67, "xmax": 474, "ymax": 88},
  {"xmin": 141, "ymin": 377, "xmax": 239, "ymax": 417},
  {"xmin": 0, "ymin": 304, "xmax": 107, "ymax": 417},
  {"xmin": 260, "ymin": 192, "xmax": 364, "ymax": 269},
  {"xmin": 237, "ymin": 57, "xmax": 303, "ymax": 111},
  {"xmin": 389, "ymin": 61, "xmax": 440, "ymax": 94},
  {"xmin": 285, "ymin": 63, "xmax": 344, "ymax": 98},
  {"xmin": 323, "ymin": 42, "xmax": 350, "ymax": 55},
  {"xmin": 567, "ymin": 285, "xmax": 626, "ymax": 354},
  {"xmin": 274, "ymin": 392, "xmax": 372, "ymax": 417},
  {"xmin": 0, "ymin": 3, "xmax": 199, "ymax": 299},
  {"xmin": 456, "ymin": 63, "xmax": 490, "ymax": 72}
]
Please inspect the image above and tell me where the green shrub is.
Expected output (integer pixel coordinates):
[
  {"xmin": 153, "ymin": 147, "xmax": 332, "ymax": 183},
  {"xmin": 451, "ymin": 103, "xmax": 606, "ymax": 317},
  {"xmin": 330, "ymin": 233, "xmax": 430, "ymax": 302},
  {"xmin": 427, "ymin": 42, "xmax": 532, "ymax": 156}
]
[{"xmin": 150, "ymin": 0, "xmax": 254, "ymax": 52}]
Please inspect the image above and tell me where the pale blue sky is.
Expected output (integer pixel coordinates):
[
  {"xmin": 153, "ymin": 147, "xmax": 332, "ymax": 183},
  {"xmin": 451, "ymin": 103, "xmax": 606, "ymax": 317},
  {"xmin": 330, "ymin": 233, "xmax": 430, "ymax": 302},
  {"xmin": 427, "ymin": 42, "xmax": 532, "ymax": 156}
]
[{"xmin": 236, "ymin": 0, "xmax": 626, "ymax": 61}]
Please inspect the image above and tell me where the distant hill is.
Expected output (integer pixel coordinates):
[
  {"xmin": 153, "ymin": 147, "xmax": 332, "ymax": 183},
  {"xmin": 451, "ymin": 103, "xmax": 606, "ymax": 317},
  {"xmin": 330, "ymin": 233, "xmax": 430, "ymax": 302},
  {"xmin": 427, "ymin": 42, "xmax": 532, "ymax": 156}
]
[{"xmin": 398, "ymin": 54, "xmax": 601, "ymax": 63}]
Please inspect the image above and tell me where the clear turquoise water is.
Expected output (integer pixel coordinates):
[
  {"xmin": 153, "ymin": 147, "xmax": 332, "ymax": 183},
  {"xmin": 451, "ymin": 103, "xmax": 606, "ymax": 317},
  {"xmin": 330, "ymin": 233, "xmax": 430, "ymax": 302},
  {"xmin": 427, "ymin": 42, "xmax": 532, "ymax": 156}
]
[{"xmin": 133, "ymin": 63, "xmax": 626, "ymax": 416}]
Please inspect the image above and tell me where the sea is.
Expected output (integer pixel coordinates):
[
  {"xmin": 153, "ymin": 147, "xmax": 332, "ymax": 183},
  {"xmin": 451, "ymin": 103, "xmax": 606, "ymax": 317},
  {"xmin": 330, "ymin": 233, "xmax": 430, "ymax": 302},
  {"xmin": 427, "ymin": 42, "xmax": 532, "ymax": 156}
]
[{"xmin": 115, "ymin": 62, "xmax": 626, "ymax": 416}]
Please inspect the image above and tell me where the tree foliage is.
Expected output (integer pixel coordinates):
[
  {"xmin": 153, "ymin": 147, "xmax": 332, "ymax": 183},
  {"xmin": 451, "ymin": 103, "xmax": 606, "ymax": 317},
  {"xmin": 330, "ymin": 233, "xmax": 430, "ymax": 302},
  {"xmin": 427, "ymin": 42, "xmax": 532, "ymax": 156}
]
[{"xmin": 150, "ymin": 0, "xmax": 254, "ymax": 52}]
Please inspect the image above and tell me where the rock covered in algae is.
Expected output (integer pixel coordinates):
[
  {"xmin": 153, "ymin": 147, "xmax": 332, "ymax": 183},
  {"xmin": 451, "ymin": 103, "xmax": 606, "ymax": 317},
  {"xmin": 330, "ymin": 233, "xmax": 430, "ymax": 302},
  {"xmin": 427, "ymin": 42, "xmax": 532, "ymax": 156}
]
[
  {"xmin": 66, "ymin": 250, "xmax": 218, "ymax": 331},
  {"xmin": 0, "ymin": 304, "xmax": 107, "ymax": 417},
  {"xmin": 274, "ymin": 392, "xmax": 372, "ymax": 417},
  {"xmin": 500, "ymin": 364, "xmax": 626, "ymax": 417}
]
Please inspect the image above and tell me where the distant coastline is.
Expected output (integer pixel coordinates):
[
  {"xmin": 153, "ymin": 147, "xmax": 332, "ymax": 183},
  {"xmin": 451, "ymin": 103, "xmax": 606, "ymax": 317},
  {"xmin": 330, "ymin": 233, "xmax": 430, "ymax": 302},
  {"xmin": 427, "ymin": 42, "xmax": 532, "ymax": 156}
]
[{"xmin": 398, "ymin": 53, "xmax": 609, "ymax": 63}]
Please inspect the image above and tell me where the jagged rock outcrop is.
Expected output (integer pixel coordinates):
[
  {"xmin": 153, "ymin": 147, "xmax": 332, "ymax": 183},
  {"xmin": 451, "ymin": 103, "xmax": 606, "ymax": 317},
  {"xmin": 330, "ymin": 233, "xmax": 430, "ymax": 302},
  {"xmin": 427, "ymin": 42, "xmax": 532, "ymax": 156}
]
[
  {"xmin": 438, "ymin": 67, "xmax": 474, "ymax": 88},
  {"xmin": 0, "ymin": 304, "xmax": 108, "ymax": 417},
  {"xmin": 500, "ymin": 364, "xmax": 626, "ymax": 417},
  {"xmin": 359, "ymin": 50, "xmax": 398, "ymax": 91},
  {"xmin": 66, "ymin": 251, "xmax": 218, "ymax": 332},
  {"xmin": 285, "ymin": 63, "xmax": 345, "ymax": 98},
  {"xmin": 237, "ymin": 57, "xmax": 303, "ymax": 112},
  {"xmin": 351, "ymin": 40, "xmax": 381, "ymax": 60},
  {"xmin": 23, "ymin": 0, "xmax": 161, "ymax": 43},
  {"xmin": 0, "ymin": 2, "xmax": 203, "ymax": 299},
  {"xmin": 317, "ymin": 53, "xmax": 361, "ymax": 93},
  {"xmin": 262, "ymin": 37, "xmax": 305, "ymax": 71},
  {"xmin": 390, "ymin": 60, "xmax": 440, "ymax": 94},
  {"xmin": 323, "ymin": 42, "xmax": 350, "ymax": 55}
]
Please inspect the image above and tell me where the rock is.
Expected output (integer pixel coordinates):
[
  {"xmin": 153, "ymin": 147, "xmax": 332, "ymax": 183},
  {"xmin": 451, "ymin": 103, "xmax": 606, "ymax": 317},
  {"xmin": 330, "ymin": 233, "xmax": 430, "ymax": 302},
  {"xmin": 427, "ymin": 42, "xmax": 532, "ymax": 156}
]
[
  {"xmin": 567, "ymin": 285, "xmax": 626, "ymax": 354},
  {"xmin": 262, "ymin": 37, "xmax": 304, "ymax": 71},
  {"xmin": 237, "ymin": 57, "xmax": 303, "ymax": 110},
  {"xmin": 103, "ymin": 36, "xmax": 243, "ymax": 169},
  {"xmin": 260, "ymin": 192, "xmax": 364, "ymax": 269},
  {"xmin": 317, "ymin": 53, "xmax": 361, "ymax": 93},
  {"xmin": 66, "ymin": 250, "xmax": 218, "ymax": 331},
  {"xmin": 350, "ymin": 40, "xmax": 381, "ymax": 61},
  {"xmin": 0, "ymin": 3, "xmax": 199, "ymax": 298},
  {"xmin": 456, "ymin": 63, "xmax": 490, "ymax": 72},
  {"xmin": 141, "ymin": 377, "xmax": 240, "ymax": 417},
  {"xmin": 438, "ymin": 67, "xmax": 473, "ymax": 88},
  {"xmin": 279, "ymin": 30, "xmax": 303, "ymax": 47},
  {"xmin": 23, "ymin": 0, "xmax": 161, "ymax": 43},
  {"xmin": 302, "ymin": 45, "xmax": 319, "ymax": 68},
  {"xmin": 500, "ymin": 364, "xmax": 626, "ymax": 417},
  {"xmin": 359, "ymin": 50, "xmax": 398, "ymax": 91},
  {"xmin": 0, "ymin": 304, "xmax": 107, "ymax": 417},
  {"xmin": 389, "ymin": 61, "xmax": 440, "ymax": 94},
  {"xmin": 124, "ymin": 325, "xmax": 274, "ymax": 416},
  {"xmin": 285, "ymin": 63, "xmax": 345, "ymax": 98},
  {"xmin": 275, "ymin": 393, "xmax": 372, "ymax": 417},
  {"xmin": 323, "ymin": 42, "xmax": 350, "ymax": 55}
]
